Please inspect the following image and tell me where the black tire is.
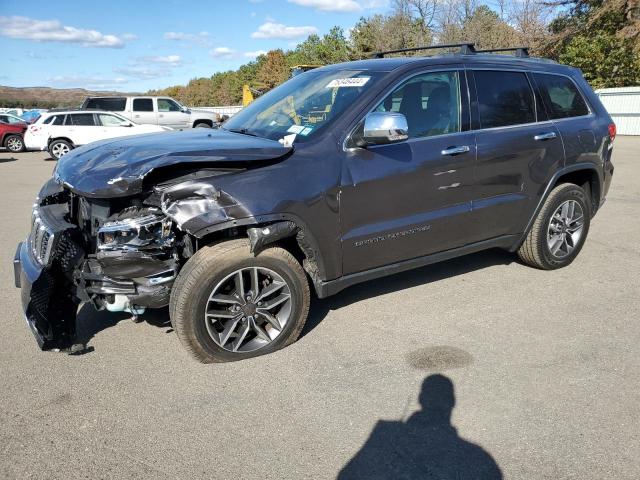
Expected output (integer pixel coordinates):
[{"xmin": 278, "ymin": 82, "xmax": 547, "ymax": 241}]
[
  {"xmin": 49, "ymin": 139, "xmax": 73, "ymax": 160},
  {"xmin": 170, "ymin": 239, "xmax": 310, "ymax": 363},
  {"xmin": 4, "ymin": 134, "xmax": 24, "ymax": 152},
  {"xmin": 194, "ymin": 122, "xmax": 211, "ymax": 128},
  {"xmin": 518, "ymin": 183, "xmax": 591, "ymax": 270}
]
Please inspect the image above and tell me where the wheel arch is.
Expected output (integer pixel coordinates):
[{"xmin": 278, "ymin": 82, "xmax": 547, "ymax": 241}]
[
  {"xmin": 511, "ymin": 163, "xmax": 602, "ymax": 252},
  {"xmin": 192, "ymin": 119, "xmax": 213, "ymax": 128},
  {"xmin": 192, "ymin": 214, "xmax": 328, "ymax": 295},
  {"xmin": 48, "ymin": 137, "xmax": 75, "ymax": 148}
]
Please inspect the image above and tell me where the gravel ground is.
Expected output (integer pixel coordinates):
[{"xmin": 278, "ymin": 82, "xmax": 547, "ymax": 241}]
[{"xmin": 0, "ymin": 138, "xmax": 638, "ymax": 479}]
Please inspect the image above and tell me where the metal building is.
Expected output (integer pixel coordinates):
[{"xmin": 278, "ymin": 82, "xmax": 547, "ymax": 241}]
[{"xmin": 596, "ymin": 86, "xmax": 640, "ymax": 135}]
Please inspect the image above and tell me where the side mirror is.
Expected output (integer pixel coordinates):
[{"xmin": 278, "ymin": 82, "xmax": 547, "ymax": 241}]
[
  {"xmin": 120, "ymin": 121, "xmax": 133, "ymax": 127},
  {"xmin": 362, "ymin": 111, "xmax": 409, "ymax": 146},
  {"xmin": 181, "ymin": 107, "xmax": 191, "ymax": 114}
]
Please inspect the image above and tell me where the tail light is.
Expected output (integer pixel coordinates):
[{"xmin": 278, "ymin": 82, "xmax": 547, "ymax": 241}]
[{"xmin": 608, "ymin": 123, "xmax": 616, "ymax": 142}]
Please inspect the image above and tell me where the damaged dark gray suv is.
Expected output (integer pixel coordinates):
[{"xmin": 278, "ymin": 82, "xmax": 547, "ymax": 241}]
[{"xmin": 14, "ymin": 44, "xmax": 616, "ymax": 362}]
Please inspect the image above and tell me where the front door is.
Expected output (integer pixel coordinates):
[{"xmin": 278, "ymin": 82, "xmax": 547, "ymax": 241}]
[
  {"xmin": 469, "ymin": 69, "xmax": 565, "ymax": 240},
  {"xmin": 157, "ymin": 98, "xmax": 190, "ymax": 129},
  {"xmin": 340, "ymin": 69, "xmax": 476, "ymax": 275}
]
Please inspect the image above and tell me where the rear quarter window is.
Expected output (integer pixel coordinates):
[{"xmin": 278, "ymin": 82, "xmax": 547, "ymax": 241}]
[
  {"xmin": 533, "ymin": 73, "xmax": 589, "ymax": 119},
  {"xmin": 85, "ymin": 97, "xmax": 126, "ymax": 111},
  {"xmin": 474, "ymin": 70, "xmax": 536, "ymax": 128}
]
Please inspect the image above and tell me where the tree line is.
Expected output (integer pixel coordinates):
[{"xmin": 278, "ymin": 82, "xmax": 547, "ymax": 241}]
[{"xmin": 151, "ymin": 0, "xmax": 640, "ymax": 106}]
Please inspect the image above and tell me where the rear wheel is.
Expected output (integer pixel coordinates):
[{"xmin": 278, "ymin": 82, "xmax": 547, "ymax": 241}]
[
  {"xmin": 194, "ymin": 122, "xmax": 211, "ymax": 128},
  {"xmin": 49, "ymin": 139, "xmax": 72, "ymax": 160},
  {"xmin": 518, "ymin": 183, "xmax": 590, "ymax": 269},
  {"xmin": 170, "ymin": 239, "xmax": 310, "ymax": 363},
  {"xmin": 5, "ymin": 134, "xmax": 24, "ymax": 152}
]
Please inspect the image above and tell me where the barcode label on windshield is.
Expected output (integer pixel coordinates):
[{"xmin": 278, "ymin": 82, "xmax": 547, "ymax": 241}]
[{"xmin": 325, "ymin": 77, "xmax": 370, "ymax": 88}]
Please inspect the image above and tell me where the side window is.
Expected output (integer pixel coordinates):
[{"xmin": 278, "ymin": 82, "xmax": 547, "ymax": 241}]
[
  {"xmin": 534, "ymin": 73, "xmax": 589, "ymax": 119},
  {"xmin": 50, "ymin": 115, "xmax": 65, "ymax": 125},
  {"xmin": 157, "ymin": 98, "xmax": 181, "ymax": 112},
  {"xmin": 474, "ymin": 71, "xmax": 535, "ymax": 128},
  {"xmin": 66, "ymin": 114, "xmax": 96, "ymax": 126},
  {"xmin": 85, "ymin": 97, "xmax": 127, "ymax": 111},
  {"xmin": 98, "ymin": 114, "xmax": 124, "ymax": 126},
  {"xmin": 0, "ymin": 115, "xmax": 7, "ymax": 123},
  {"xmin": 375, "ymin": 71, "xmax": 461, "ymax": 138},
  {"xmin": 133, "ymin": 98, "xmax": 154, "ymax": 112}
]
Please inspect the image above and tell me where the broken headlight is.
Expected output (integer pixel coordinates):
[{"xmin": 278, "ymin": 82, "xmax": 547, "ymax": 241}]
[{"xmin": 97, "ymin": 213, "xmax": 173, "ymax": 252}]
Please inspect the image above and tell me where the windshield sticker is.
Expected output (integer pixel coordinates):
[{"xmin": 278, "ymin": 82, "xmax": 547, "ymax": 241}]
[
  {"xmin": 325, "ymin": 77, "xmax": 370, "ymax": 88},
  {"xmin": 299, "ymin": 126, "xmax": 314, "ymax": 136},
  {"xmin": 287, "ymin": 125, "xmax": 305, "ymax": 134}
]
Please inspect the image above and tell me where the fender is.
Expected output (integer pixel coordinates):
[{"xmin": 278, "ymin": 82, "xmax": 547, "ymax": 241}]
[{"xmin": 511, "ymin": 162, "xmax": 603, "ymax": 252}]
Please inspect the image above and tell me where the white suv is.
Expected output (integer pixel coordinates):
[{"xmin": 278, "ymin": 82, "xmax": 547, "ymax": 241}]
[
  {"xmin": 82, "ymin": 96, "xmax": 221, "ymax": 130},
  {"xmin": 25, "ymin": 110, "xmax": 170, "ymax": 159}
]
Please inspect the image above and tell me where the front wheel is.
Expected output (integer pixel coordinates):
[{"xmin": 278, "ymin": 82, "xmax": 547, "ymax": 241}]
[
  {"xmin": 518, "ymin": 183, "xmax": 591, "ymax": 269},
  {"xmin": 170, "ymin": 239, "xmax": 310, "ymax": 363}
]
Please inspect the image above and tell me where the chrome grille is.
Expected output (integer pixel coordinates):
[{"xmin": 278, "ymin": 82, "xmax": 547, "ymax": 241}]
[{"xmin": 29, "ymin": 208, "xmax": 55, "ymax": 266}]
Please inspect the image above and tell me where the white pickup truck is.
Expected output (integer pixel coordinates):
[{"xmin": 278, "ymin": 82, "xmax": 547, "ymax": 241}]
[{"xmin": 82, "ymin": 96, "xmax": 220, "ymax": 129}]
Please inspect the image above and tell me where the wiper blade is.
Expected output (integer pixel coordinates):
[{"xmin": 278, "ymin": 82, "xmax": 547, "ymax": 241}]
[{"xmin": 227, "ymin": 127, "xmax": 258, "ymax": 137}]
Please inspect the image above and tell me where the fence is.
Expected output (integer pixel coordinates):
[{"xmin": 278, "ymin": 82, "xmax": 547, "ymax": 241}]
[
  {"xmin": 195, "ymin": 105, "xmax": 243, "ymax": 117},
  {"xmin": 595, "ymin": 86, "xmax": 640, "ymax": 136}
]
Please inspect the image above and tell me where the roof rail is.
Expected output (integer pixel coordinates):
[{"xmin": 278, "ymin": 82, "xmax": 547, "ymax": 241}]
[
  {"xmin": 371, "ymin": 42, "xmax": 476, "ymax": 59},
  {"xmin": 475, "ymin": 47, "xmax": 530, "ymax": 58}
]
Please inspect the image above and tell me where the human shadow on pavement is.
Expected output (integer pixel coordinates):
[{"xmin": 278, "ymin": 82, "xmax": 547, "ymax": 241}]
[
  {"xmin": 338, "ymin": 374, "xmax": 502, "ymax": 480},
  {"xmin": 302, "ymin": 248, "xmax": 513, "ymax": 338}
]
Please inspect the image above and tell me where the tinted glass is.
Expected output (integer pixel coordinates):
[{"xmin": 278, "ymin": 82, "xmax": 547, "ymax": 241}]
[
  {"xmin": 51, "ymin": 115, "xmax": 65, "ymax": 125},
  {"xmin": 85, "ymin": 97, "xmax": 126, "ymax": 111},
  {"xmin": 375, "ymin": 71, "xmax": 461, "ymax": 138},
  {"xmin": 534, "ymin": 73, "xmax": 589, "ymax": 119},
  {"xmin": 0, "ymin": 116, "xmax": 7, "ymax": 123},
  {"xmin": 475, "ymin": 71, "xmax": 535, "ymax": 128},
  {"xmin": 99, "ymin": 114, "xmax": 124, "ymax": 126},
  {"xmin": 133, "ymin": 99, "xmax": 154, "ymax": 112},
  {"xmin": 67, "ymin": 114, "xmax": 96, "ymax": 126},
  {"xmin": 158, "ymin": 98, "xmax": 181, "ymax": 112}
]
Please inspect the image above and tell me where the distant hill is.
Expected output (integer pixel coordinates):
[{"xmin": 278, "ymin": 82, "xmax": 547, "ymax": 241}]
[{"xmin": 0, "ymin": 86, "xmax": 138, "ymax": 109}]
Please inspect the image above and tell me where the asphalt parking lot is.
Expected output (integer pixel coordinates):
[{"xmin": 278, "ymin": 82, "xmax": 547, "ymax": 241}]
[{"xmin": 1, "ymin": 138, "xmax": 638, "ymax": 479}]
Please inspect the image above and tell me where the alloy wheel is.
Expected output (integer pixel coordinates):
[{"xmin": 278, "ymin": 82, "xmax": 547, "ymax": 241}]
[
  {"xmin": 547, "ymin": 199, "xmax": 585, "ymax": 258},
  {"xmin": 6, "ymin": 137, "xmax": 23, "ymax": 152},
  {"xmin": 204, "ymin": 267, "xmax": 292, "ymax": 353},
  {"xmin": 51, "ymin": 143, "xmax": 69, "ymax": 158}
]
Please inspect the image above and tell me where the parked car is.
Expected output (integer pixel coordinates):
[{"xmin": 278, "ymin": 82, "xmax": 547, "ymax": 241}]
[
  {"xmin": 14, "ymin": 44, "xmax": 615, "ymax": 362},
  {"xmin": 24, "ymin": 110, "xmax": 171, "ymax": 159},
  {"xmin": 0, "ymin": 120, "xmax": 27, "ymax": 152},
  {"xmin": 0, "ymin": 113, "xmax": 29, "ymax": 126},
  {"xmin": 81, "ymin": 96, "xmax": 220, "ymax": 129}
]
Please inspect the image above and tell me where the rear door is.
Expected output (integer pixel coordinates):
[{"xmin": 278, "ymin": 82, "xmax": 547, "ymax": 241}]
[
  {"xmin": 157, "ymin": 98, "xmax": 190, "ymax": 129},
  {"xmin": 340, "ymin": 68, "xmax": 477, "ymax": 274},
  {"xmin": 131, "ymin": 98, "xmax": 158, "ymax": 125},
  {"xmin": 468, "ymin": 68, "xmax": 565, "ymax": 240},
  {"xmin": 64, "ymin": 113, "xmax": 100, "ymax": 145}
]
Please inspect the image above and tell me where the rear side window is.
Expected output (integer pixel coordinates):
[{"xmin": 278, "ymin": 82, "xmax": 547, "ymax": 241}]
[
  {"xmin": 474, "ymin": 71, "xmax": 535, "ymax": 128},
  {"xmin": 133, "ymin": 99, "xmax": 154, "ymax": 112},
  {"xmin": 46, "ymin": 115, "xmax": 65, "ymax": 125},
  {"xmin": 84, "ymin": 97, "xmax": 126, "ymax": 111},
  {"xmin": 65, "ymin": 114, "xmax": 96, "ymax": 126},
  {"xmin": 534, "ymin": 73, "xmax": 589, "ymax": 119}
]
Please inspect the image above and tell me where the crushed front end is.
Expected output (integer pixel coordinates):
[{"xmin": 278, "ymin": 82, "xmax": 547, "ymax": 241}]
[{"xmin": 14, "ymin": 178, "xmax": 188, "ymax": 352}]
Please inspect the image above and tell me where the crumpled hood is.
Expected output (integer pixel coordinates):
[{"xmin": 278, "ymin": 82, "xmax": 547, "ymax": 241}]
[{"xmin": 54, "ymin": 128, "xmax": 291, "ymax": 197}]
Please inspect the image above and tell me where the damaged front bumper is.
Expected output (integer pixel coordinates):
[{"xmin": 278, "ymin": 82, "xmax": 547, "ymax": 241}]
[{"xmin": 14, "ymin": 240, "xmax": 78, "ymax": 351}]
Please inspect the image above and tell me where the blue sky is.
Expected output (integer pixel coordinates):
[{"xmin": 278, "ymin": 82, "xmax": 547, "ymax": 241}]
[{"xmin": 0, "ymin": 0, "xmax": 391, "ymax": 92}]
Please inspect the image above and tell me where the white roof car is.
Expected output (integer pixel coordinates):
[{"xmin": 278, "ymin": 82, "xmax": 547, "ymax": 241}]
[{"xmin": 24, "ymin": 110, "xmax": 171, "ymax": 159}]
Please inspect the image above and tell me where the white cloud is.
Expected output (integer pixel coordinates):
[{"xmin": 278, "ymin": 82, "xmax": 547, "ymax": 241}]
[
  {"xmin": 164, "ymin": 31, "xmax": 211, "ymax": 47},
  {"xmin": 48, "ymin": 75, "xmax": 128, "ymax": 89},
  {"xmin": 122, "ymin": 33, "xmax": 138, "ymax": 41},
  {"xmin": 113, "ymin": 66, "xmax": 167, "ymax": 79},
  {"xmin": 0, "ymin": 16, "xmax": 125, "ymax": 48},
  {"xmin": 287, "ymin": 0, "xmax": 361, "ymax": 12},
  {"xmin": 244, "ymin": 50, "xmax": 267, "ymax": 58},
  {"xmin": 141, "ymin": 54, "xmax": 182, "ymax": 65},
  {"xmin": 210, "ymin": 47, "xmax": 236, "ymax": 59},
  {"xmin": 251, "ymin": 22, "xmax": 318, "ymax": 39}
]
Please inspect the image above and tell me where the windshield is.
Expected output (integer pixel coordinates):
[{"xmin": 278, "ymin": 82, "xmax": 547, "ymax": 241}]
[{"xmin": 224, "ymin": 69, "xmax": 383, "ymax": 142}]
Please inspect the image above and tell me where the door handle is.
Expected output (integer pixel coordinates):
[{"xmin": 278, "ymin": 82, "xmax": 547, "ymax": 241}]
[
  {"xmin": 441, "ymin": 145, "xmax": 470, "ymax": 156},
  {"xmin": 534, "ymin": 132, "xmax": 557, "ymax": 141},
  {"xmin": 134, "ymin": 115, "xmax": 140, "ymax": 118},
  {"xmin": 159, "ymin": 114, "xmax": 164, "ymax": 118}
]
